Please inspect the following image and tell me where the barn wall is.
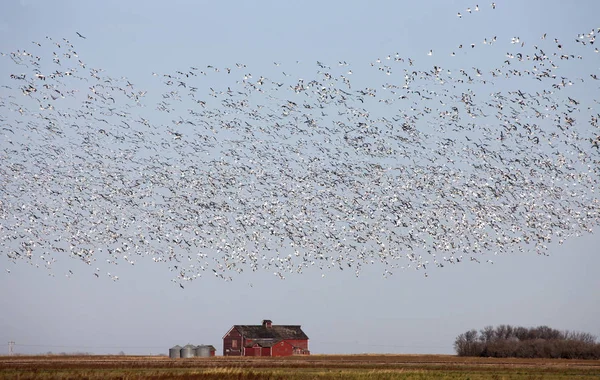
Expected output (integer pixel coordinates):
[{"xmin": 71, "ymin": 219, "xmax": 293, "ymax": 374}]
[
  {"xmin": 271, "ymin": 340, "xmax": 294, "ymax": 356},
  {"xmin": 242, "ymin": 345, "xmax": 272, "ymax": 357},
  {"xmin": 223, "ymin": 328, "xmax": 243, "ymax": 356},
  {"xmin": 285, "ymin": 339, "xmax": 309, "ymax": 350},
  {"xmin": 244, "ymin": 346, "xmax": 256, "ymax": 356}
]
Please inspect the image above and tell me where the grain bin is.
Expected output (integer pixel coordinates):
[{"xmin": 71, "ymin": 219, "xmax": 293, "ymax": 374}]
[
  {"xmin": 169, "ymin": 345, "xmax": 182, "ymax": 359},
  {"xmin": 180, "ymin": 344, "xmax": 196, "ymax": 358},
  {"xmin": 195, "ymin": 345, "xmax": 211, "ymax": 357}
]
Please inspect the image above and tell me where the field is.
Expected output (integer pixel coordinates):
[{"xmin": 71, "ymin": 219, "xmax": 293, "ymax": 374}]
[{"xmin": 2, "ymin": 354, "xmax": 600, "ymax": 379}]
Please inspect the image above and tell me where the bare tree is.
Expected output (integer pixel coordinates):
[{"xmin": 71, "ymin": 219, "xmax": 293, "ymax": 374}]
[
  {"xmin": 455, "ymin": 329, "xmax": 484, "ymax": 356},
  {"xmin": 480, "ymin": 325, "xmax": 495, "ymax": 343},
  {"xmin": 454, "ymin": 325, "xmax": 600, "ymax": 359}
]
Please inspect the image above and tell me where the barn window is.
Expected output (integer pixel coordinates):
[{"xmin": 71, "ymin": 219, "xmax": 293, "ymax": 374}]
[{"xmin": 232, "ymin": 340, "xmax": 238, "ymax": 348}]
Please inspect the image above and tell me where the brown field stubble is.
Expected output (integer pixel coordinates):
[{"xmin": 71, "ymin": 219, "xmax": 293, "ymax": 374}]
[{"xmin": 1, "ymin": 354, "xmax": 600, "ymax": 379}]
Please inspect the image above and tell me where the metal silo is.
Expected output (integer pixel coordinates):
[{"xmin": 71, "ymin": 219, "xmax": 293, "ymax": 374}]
[
  {"xmin": 180, "ymin": 344, "xmax": 196, "ymax": 358},
  {"xmin": 169, "ymin": 345, "xmax": 182, "ymax": 359},
  {"xmin": 195, "ymin": 345, "xmax": 211, "ymax": 357}
]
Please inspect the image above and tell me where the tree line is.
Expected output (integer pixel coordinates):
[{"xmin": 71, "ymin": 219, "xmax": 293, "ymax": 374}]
[{"xmin": 454, "ymin": 325, "xmax": 600, "ymax": 359}]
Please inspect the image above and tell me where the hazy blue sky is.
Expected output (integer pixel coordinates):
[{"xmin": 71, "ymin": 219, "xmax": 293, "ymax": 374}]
[{"xmin": 1, "ymin": 0, "xmax": 599, "ymax": 356}]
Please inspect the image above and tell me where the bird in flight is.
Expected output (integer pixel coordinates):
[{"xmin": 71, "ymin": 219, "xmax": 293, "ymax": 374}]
[{"xmin": 2, "ymin": 8, "xmax": 600, "ymax": 286}]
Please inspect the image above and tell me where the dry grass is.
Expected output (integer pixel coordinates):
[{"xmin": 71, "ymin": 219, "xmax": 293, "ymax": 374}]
[{"xmin": 1, "ymin": 354, "xmax": 599, "ymax": 379}]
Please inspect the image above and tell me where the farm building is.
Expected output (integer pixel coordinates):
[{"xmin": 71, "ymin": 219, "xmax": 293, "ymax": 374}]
[
  {"xmin": 195, "ymin": 345, "xmax": 216, "ymax": 357},
  {"xmin": 168, "ymin": 344, "xmax": 216, "ymax": 358},
  {"xmin": 223, "ymin": 319, "xmax": 310, "ymax": 356}
]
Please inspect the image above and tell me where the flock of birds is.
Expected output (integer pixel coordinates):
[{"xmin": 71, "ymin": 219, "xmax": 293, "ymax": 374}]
[{"xmin": 1, "ymin": 4, "xmax": 599, "ymax": 286}]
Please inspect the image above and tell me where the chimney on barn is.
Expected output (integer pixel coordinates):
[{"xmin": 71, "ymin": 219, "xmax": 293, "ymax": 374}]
[{"xmin": 262, "ymin": 319, "xmax": 272, "ymax": 328}]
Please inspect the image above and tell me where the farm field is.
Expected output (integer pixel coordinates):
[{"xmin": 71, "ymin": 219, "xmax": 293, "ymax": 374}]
[{"xmin": 1, "ymin": 354, "xmax": 600, "ymax": 379}]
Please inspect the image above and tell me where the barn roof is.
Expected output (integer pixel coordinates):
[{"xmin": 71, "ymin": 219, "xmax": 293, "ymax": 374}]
[
  {"xmin": 244, "ymin": 339, "xmax": 278, "ymax": 348},
  {"xmin": 197, "ymin": 344, "xmax": 217, "ymax": 351},
  {"xmin": 234, "ymin": 324, "xmax": 308, "ymax": 340}
]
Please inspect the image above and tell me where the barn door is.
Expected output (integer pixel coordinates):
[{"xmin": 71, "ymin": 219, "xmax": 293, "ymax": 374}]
[{"xmin": 254, "ymin": 346, "xmax": 261, "ymax": 356}]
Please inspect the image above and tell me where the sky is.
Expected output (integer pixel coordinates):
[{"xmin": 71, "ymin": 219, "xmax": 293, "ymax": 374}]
[{"xmin": 1, "ymin": 0, "xmax": 600, "ymax": 356}]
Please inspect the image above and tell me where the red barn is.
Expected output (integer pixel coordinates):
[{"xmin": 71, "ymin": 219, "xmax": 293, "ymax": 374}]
[{"xmin": 222, "ymin": 319, "xmax": 310, "ymax": 356}]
